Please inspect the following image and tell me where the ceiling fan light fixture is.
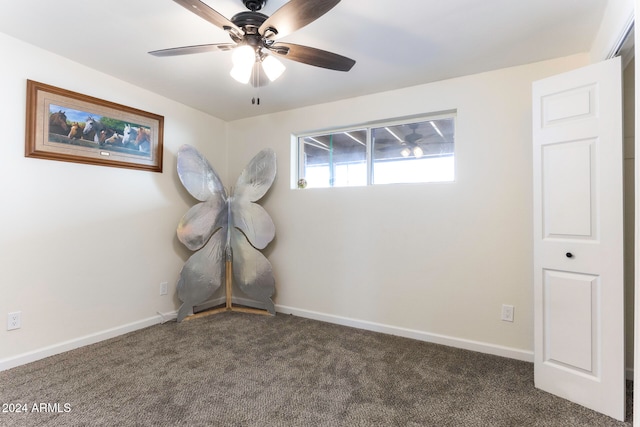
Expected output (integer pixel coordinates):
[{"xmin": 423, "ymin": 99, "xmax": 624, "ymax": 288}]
[
  {"xmin": 232, "ymin": 44, "xmax": 255, "ymax": 67},
  {"xmin": 262, "ymin": 54, "xmax": 285, "ymax": 82},
  {"xmin": 413, "ymin": 146, "xmax": 424, "ymax": 158},
  {"xmin": 400, "ymin": 147, "xmax": 411, "ymax": 158},
  {"xmin": 230, "ymin": 45, "xmax": 256, "ymax": 84},
  {"xmin": 230, "ymin": 63, "xmax": 253, "ymax": 84}
]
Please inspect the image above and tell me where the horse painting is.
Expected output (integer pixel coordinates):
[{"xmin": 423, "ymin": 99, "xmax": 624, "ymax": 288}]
[
  {"xmin": 83, "ymin": 117, "xmax": 114, "ymax": 145},
  {"xmin": 135, "ymin": 127, "xmax": 151, "ymax": 153},
  {"xmin": 121, "ymin": 124, "xmax": 137, "ymax": 148},
  {"xmin": 49, "ymin": 111, "xmax": 69, "ymax": 135},
  {"xmin": 122, "ymin": 124, "xmax": 151, "ymax": 153},
  {"xmin": 67, "ymin": 122, "xmax": 84, "ymax": 140},
  {"xmin": 103, "ymin": 132, "xmax": 123, "ymax": 146}
]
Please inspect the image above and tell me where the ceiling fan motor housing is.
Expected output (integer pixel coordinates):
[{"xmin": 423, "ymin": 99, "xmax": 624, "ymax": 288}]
[
  {"xmin": 231, "ymin": 11, "xmax": 268, "ymax": 29},
  {"xmin": 230, "ymin": 11, "xmax": 268, "ymax": 43}
]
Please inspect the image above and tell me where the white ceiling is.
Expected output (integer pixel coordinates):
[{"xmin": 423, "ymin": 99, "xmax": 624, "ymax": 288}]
[{"xmin": 0, "ymin": 0, "xmax": 608, "ymax": 121}]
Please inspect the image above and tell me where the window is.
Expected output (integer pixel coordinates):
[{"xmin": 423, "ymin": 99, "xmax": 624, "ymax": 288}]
[{"xmin": 296, "ymin": 114, "xmax": 455, "ymax": 188}]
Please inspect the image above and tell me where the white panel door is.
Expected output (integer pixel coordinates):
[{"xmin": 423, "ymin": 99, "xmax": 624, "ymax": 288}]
[{"xmin": 532, "ymin": 57, "xmax": 624, "ymax": 421}]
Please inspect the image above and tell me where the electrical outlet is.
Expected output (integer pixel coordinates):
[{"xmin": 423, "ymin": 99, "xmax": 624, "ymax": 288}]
[
  {"xmin": 501, "ymin": 304, "xmax": 514, "ymax": 322},
  {"xmin": 7, "ymin": 311, "xmax": 21, "ymax": 330},
  {"xmin": 160, "ymin": 281, "xmax": 168, "ymax": 296}
]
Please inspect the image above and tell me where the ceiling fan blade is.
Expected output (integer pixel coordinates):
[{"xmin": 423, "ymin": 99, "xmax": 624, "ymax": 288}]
[
  {"xmin": 259, "ymin": 0, "xmax": 341, "ymax": 39},
  {"xmin": 268, "ymin": 42, "xmax": 355, "ymax": 71},
  {"xmin": 173, "ymin": 0, "xmax": 240, "ymax": 35},
  {"xmin": 149, "ymin": 43, "xmax": 235, "ymax": 57}
]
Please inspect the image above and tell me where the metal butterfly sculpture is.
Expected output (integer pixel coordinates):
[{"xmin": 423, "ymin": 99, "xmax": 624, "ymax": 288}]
[{"xmin": 175, "ymin": 144, "xmax": 276, "ymax": 322}]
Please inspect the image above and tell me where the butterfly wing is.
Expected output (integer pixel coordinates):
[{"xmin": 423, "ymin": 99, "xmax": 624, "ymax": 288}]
[
  {"xmin": 233, "ymin": 148, "xmax": 276, "ymax": 203},
  {"xmin": 229, "ymin": 148, "xmax": 277, "ymax": 311},
  {"xmin": 177, "ymin": 199, "xmax": 227, "ymax": 251},
  {"xmin": 175, "ymin": 144, "xmax": 230, "ymax": 321},
  {"xmin": 177, "ymin": 144, "xmax": 227, "ymax": 202},
  {"xmin": 230, "ymin": 229, "xmax": 275, "ymax": 314},
  {"xmin": 231, "ymin": 202, "xmax": 275, "ymax": 250},
  {"xmin": 232, "ymin": 148, "xmax": 277, "ymax": 249},
  {"xmin": 176, "ymin": 227, "xmax": 227, "ymax": 322}
]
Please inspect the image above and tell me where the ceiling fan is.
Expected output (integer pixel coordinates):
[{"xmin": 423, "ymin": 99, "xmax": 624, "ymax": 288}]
[
  {"xmin": 400, "ymin": 124, "xmax": 425, "ymax": 158},
  {"xmin": 150, "ymin": 0, "xmax": 356, "ymax": 87}
]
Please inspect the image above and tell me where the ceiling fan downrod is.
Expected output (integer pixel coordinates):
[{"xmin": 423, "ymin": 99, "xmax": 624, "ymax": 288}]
[{"xmin": 242, "ymin": 0, "xmax": 266, "ymax": 12}]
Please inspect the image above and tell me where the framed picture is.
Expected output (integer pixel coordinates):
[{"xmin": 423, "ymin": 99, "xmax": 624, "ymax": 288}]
[{"xmin": 25, "ymin": 80, "xmax": 164, "ymax": 173}]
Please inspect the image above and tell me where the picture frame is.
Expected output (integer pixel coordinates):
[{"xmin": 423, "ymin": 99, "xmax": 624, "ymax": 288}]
[{"xmin": 25, "ymin": 80, "xmax": 164, "ymax": 173}]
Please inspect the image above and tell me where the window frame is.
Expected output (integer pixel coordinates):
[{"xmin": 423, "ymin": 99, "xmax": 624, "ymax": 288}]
[{"xmin": 294, "ymin": 111, "xmax": 456, "ymax": 189}]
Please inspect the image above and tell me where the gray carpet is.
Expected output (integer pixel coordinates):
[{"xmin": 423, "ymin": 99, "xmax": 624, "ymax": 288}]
[{"xmin": 0, "ymin": 312, "xmax": 632, "ymax": 426}]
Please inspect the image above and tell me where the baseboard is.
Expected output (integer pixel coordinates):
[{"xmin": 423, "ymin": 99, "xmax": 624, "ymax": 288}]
[
  {"xmin": 7, "ymin": 301, "xmax": 589, "ymax": 371},
  {"xmin": 0, "ymin": 297, "xmax": 265, "ymax": 371},
  {"xmin": 198, "ymin": 299, "xmax": 534, "ymax": 361},
  {"xmin": 275, "ymin": 304, "xmax": 535, "ymax": 363},
  {"xmin": 13, "ymin": 302, "xmax": 629, "ymax": 370},
  {"xmin": 0, "ymin": 312, "xmax": 176, "ymax": 372}
]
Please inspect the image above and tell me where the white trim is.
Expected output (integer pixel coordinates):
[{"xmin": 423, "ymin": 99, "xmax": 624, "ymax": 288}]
[
  {"xmin": 635, "ymin": 2, "xmax": 640, "ymax": 426},
  {"xmin": 1, "ymin": 302, "xmax": 534, "ymax": 373},
  {"xmin": 275, "ymin": 304, "xmax": 534, "ymax": 362},
  {"xmin": 202, "ymin": 298, "xmax": 533, "ymax": 362},
  {"xmin": 0, "ymin": 313, "xmax": 174, "ymax": 372},
  {"xmin": 607, "ymin": 14, "xmax": 634, "ymax": 60},
  {"xmin": 590, "ymin": 0, "xmax": 634, "ymax": 62}
]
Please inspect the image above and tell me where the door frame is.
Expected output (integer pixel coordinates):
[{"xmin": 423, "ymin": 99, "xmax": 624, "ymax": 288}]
[
  {"xmin": 625, "ymin": 2, "xmax": 640, "ymax": 427},
  {"xmin": 634, "ymin": 3, "xmax": 640, "ymax": 425}
]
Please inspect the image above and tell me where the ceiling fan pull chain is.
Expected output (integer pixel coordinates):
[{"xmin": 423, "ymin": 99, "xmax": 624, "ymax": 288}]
[{"xmin": 251, "ymin": 67, "xmax": 260, "ymax": 105}]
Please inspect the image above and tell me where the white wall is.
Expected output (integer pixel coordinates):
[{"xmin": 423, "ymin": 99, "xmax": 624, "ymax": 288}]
[
  {"xmin": 0, "ymin": 29, "xmax": 598, "ymax": 367},
  {"xmin": 0, "ymin": 32, "xmax": 227, "ymax": 368},
  {"xmin": 226, "ymin": 54, "xmax": 589, "ymax": 359}
]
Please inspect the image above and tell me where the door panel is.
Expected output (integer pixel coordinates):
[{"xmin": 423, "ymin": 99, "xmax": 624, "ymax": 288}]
[
  {"xmin": 543, "ymin": 270, "xmax": 598, "ymax": 373},
  {"xmin": 533, "ymin": 57, "xmax": 624, "ymax": 421},
  {"xmin": 542, "ymin": 139, "xmax": 595, "ymax": 238},
  {"xmin": 541, "ymin": 84, "xmax": 596, "ymax": 125}
]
